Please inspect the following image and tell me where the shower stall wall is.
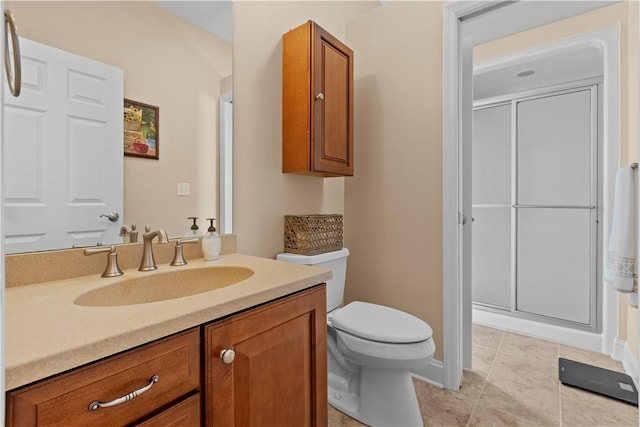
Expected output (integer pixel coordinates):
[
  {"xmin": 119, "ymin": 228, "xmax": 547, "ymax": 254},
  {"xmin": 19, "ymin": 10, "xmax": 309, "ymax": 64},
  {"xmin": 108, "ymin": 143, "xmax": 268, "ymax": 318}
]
[{"xmin": 472, "ymin": 83, "xmax": 601, "ymax": 331}]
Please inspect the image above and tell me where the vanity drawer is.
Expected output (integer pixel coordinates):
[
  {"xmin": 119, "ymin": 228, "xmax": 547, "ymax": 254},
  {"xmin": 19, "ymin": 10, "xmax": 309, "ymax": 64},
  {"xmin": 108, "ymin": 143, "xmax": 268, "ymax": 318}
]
[
  {"xmin": 134, "ymin": 393, "xmax": 200, "ymax": 427},
  {"xmin": 6, "ymin": 328, "xmax": 200, "ymax": 427}
]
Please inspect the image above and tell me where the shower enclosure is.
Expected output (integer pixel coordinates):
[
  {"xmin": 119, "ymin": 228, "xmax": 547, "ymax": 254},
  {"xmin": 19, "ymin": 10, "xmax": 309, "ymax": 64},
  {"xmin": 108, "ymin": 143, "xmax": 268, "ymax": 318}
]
[{"xmin": 472, "ymin": 83, "xmax": 601, "ymax": 331}]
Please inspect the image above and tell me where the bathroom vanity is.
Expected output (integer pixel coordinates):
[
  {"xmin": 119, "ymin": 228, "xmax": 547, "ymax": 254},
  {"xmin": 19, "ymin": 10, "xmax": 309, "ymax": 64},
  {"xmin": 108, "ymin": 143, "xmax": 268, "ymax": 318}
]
[{"xmin": 4, "ymin": 253, "xmax": 330, "ymax": 426}]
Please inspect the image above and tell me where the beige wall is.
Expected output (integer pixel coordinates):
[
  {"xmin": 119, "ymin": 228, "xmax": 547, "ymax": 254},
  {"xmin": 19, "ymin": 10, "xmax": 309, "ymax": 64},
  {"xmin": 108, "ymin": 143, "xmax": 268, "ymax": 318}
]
[
  {"xmin": 475, "ymin": 1, "xmax": 639, "ymax": 361},
  {"xmin": 232, "ymin": 1, "xmax": 377, "ymax": 258},
  {"xmin": 343, "ymin": 1, "xmax": 445, "ymax": 361},
  {"xmin": 7, "ymin": 1, "xmax": 232, "ymax": 238}
]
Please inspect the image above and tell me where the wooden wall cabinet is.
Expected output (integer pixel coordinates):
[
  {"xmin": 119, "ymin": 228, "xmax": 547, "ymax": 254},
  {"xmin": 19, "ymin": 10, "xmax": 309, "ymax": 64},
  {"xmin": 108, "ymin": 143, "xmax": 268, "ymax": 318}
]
[
  {"xmin": 283, "ymin": 20, "xmax": 354, "ymax": 177},
  {"xmin": 6, "ymin": 286, "xmax": 327, "ymax": 427}
]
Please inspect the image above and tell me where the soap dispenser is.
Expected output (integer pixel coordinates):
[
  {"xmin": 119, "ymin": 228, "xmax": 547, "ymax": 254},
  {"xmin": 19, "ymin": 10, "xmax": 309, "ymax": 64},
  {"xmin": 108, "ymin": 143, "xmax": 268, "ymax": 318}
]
[
  {"xmin": 128, "ymin": 223, "xmax": 138, "ymax": 243},
  {"xmin": 185, "ymin": 216, "xmax": 204, "ymax": 238},
  {"xmin": 202, "ymin": 218, "xmax": 221, "ymax": 261}
]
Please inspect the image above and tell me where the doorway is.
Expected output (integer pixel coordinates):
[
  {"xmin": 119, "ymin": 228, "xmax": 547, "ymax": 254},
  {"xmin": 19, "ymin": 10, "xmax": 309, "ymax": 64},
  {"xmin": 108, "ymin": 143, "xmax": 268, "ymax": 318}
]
[{"xmin": 442, "ymin": 1, "xmax": 623, "ymax": 391}]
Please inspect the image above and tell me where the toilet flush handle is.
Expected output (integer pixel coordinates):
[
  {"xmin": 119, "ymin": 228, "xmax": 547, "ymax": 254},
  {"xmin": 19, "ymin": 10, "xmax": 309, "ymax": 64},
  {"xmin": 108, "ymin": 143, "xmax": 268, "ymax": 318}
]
[{"xmin": 220, "ymin": 348, "xmax": 235, "ymax": 364}]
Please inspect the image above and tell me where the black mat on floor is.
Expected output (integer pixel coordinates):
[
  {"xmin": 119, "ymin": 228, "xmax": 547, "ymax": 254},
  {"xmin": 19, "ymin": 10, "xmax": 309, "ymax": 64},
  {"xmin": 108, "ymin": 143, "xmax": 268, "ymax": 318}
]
[{"xmin": 559, "ymin": 357, "xmax": 638, "ymax": 406}]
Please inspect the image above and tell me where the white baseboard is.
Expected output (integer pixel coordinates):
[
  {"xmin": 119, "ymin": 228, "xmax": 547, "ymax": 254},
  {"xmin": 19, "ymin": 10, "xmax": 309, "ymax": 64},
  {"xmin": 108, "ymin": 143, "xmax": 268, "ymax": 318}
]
[
  {"xmin": 473, "ymin": 308, "xmax": 603, "ymax": 352},
  {"xmin": 613, "ymin": 337, "xmax": 639, "ymax": 387},
  {"xmin": 413, "ymin": 359, "xmax": 444, "ymax": 388}
]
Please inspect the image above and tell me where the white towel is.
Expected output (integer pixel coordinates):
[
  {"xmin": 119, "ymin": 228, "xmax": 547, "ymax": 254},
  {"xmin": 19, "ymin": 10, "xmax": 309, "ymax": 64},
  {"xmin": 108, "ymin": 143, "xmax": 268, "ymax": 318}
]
[
  {"xmin": 628, "ymin": 292, "xmax": 638, "ymax": 308},
  {"xmin": 605, "ymin": 165, "xmax": 636, "ymax": 292}
]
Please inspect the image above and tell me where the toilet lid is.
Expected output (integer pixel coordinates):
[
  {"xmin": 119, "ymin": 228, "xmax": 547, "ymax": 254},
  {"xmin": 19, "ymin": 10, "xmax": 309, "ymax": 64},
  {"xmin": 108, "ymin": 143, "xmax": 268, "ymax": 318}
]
[{"xmin": 330, "ymin": 301, "xmax": 433, "ymax": 344}]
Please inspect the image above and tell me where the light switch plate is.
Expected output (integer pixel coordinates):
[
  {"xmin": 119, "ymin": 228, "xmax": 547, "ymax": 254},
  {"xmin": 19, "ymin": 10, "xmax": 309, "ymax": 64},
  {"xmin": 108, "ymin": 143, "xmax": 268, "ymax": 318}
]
[{"xmin": 177, "ymin": 182, "xmax": 191, "ymax": 196}]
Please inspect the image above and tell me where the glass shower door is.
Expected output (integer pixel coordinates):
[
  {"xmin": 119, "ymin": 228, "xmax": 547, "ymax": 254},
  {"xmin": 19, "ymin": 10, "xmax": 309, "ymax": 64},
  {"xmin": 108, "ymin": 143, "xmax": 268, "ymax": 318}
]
[
  {"xmin": 472, "ymin": 104, "xmax": 512, "ymax": 310},
  {"xmin": 514, "ymin": 88, "xmax": 597, "ymax": 326}
]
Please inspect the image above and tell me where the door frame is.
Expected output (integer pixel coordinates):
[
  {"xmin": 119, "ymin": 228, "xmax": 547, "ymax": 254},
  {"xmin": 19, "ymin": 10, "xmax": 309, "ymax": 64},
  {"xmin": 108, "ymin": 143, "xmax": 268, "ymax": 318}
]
[
  {"xmin": 1, "ymin": 1, "xmax": 6, "ymax": 422},
  {"xmin": 442, "ymin": 1, "xmax": 621, "ymax": 390},
  {"xmin": 219, "ymin": 91, "xmax": 233, "ymax": 235}
]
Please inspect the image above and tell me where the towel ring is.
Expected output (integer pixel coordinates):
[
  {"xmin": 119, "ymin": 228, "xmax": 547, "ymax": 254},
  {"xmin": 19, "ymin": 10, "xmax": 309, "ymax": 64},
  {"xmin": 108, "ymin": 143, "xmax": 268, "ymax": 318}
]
[{"xmin": 4, "ymin": 9, "xmax": 21, "ymax": 97}]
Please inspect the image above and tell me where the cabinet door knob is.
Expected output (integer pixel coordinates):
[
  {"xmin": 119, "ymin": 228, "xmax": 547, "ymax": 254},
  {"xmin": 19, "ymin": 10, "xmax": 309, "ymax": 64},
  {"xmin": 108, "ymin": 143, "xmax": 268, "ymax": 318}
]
[
  {"xmin": 315, "ymin": 92, "xmax": 324, "ymax": 101},
  {"xmin": 220, "ymin": 348, "xmax": 235, "ymax": 364}
]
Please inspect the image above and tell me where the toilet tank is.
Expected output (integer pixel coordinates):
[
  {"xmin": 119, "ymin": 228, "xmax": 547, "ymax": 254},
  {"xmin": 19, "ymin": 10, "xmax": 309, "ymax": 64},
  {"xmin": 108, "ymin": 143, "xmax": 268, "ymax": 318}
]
[{"xmin": 276, "ymin": 248, "xmax": 349, "ymax": 312}]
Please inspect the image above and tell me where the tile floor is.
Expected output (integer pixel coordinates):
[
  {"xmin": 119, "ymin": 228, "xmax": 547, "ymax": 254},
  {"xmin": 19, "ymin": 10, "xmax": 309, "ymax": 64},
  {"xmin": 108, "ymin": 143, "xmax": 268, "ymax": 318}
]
[{"xmin": 328, "ymin": 324, "xmax": 639, "ymax": 426}]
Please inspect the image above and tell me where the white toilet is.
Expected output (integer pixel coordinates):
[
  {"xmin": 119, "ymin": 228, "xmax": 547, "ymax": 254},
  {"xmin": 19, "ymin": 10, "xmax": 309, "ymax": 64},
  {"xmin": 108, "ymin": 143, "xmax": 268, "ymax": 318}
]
[{"xmin": 276, "ymin": 248, "xmax": 435, "ymax": 427}]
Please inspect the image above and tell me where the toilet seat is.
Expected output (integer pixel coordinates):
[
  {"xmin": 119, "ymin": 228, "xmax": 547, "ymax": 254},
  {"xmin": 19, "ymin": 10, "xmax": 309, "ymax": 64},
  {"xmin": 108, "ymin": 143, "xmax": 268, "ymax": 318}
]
[{"xmin": 331, "ymin": 301, "xmax": 433, "ymax": 344}]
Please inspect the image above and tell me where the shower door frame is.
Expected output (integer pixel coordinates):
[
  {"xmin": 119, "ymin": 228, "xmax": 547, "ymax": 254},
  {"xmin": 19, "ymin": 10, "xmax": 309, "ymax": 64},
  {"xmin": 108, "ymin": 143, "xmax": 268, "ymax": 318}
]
[{"xmin": 472, "ymin": 82, "xmax": 602, "ymax": 331}]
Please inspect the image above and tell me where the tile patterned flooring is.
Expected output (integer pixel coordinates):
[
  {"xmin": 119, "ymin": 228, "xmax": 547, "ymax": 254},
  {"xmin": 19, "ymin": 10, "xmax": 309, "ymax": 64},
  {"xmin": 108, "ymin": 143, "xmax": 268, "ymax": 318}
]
[{"xmin": 328, "ymin": 324, "xmax": 639, "ymax": 426}]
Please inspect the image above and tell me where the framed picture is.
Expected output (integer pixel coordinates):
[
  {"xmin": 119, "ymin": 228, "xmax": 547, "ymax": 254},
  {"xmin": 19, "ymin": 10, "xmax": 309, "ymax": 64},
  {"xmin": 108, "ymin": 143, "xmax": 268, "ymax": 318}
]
[{"xmin": 124, "ymin": 99, "xmax": 159, "ymax": 159}]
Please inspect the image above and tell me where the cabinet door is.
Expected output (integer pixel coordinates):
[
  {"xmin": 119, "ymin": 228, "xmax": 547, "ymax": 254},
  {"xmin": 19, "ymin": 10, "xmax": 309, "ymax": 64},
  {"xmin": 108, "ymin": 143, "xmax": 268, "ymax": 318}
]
[
  {"xmin": 204, "ymin": 286, "xmax": 327, "ymax": 427},
  {"xmin": 312, "ymin": 24, "xmax": 353, "ymax": 176}
]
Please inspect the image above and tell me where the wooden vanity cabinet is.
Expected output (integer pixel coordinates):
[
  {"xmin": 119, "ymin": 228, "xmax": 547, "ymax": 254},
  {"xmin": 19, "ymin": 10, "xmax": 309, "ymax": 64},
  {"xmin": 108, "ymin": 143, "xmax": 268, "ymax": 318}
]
[
  {"xmin": 6, "ymin": 285, "xmax": 327, "ymax": 426},
  {"xmin": 283, "ymin": 20, "xmax": 354, "ymax": 177},
  {"xmin": 6, "ymin": 328, "xmax": 200, "ymax": 427},
  {"xmin": 204, "ymin": 285, "xmax": 327, "ymax": 426}
]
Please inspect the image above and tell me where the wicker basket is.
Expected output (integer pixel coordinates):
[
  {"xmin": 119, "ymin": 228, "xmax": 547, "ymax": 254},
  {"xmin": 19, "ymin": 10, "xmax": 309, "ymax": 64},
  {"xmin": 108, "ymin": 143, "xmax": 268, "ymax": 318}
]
[{"xmin": 284, "ymin": 214, "xmax": 343, "ymax": 255}]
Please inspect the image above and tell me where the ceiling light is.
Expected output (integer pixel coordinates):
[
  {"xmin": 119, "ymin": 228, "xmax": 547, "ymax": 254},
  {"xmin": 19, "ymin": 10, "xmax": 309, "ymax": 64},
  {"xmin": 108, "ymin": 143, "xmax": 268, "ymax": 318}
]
[{"xmin": 516, "ymin": 70, "xmax": 535, "ymax": 78}]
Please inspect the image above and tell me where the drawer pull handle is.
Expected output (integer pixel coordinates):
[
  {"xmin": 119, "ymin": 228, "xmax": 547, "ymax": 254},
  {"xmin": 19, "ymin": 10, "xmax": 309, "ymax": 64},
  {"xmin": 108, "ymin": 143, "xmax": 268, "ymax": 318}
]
[
  {"xmin": 220, "ymin": 348, "xmax": 235, "ymax": 364},
  {"xmin": 88, "ymin": 375, "xmax": 159, "ymax": 411}
]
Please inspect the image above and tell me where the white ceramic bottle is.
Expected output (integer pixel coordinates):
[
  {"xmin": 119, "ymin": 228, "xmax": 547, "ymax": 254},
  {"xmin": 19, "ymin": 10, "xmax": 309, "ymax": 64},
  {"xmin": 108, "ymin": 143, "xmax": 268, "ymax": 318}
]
[{"xmin": 202, "ymin": 218, "xmax": 221, "ymax": 260}]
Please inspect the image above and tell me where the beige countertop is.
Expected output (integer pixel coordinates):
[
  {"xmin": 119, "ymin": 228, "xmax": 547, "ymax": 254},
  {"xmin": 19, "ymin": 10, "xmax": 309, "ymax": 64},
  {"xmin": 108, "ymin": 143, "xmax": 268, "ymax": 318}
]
[{"xmin": 5, "ymin": 253, "xmax": 331, "ymax": 390}]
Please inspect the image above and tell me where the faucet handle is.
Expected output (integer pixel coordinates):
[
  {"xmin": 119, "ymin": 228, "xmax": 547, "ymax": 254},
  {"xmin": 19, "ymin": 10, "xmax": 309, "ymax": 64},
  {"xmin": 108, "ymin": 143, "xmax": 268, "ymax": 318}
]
[
  {"xmin": 84, "ymin": 245, "xmax": 123, "ymax": 278},
  {"xmin": 169, "ymin": 237, "xmax": 199, "ymax": 266}
]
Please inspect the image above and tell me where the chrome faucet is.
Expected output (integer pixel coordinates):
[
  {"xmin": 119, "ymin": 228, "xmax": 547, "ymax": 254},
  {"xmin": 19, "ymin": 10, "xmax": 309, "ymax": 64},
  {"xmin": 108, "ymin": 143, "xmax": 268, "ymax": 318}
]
[{"xmin": 139, "ymin": 225, "xmax": 169, "ymax": 271}]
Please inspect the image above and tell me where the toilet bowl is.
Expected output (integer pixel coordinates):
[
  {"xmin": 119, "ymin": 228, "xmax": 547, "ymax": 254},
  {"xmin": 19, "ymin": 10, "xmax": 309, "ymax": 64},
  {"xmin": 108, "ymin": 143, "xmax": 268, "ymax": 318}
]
[{"xmin": 276, "ymin": 248, "xmax": 435, "ymax": 426}]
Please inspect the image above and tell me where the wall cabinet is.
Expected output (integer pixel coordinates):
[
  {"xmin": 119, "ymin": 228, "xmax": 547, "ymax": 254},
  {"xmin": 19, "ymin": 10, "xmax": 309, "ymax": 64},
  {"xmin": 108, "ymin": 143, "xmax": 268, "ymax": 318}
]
[
  {"xmin": 283, "ymin": 20, "xmax": 354, "ymax": 177},
  {"xmin": 6, "ymin": 285, "xmax": 327, "ymax": 426}
]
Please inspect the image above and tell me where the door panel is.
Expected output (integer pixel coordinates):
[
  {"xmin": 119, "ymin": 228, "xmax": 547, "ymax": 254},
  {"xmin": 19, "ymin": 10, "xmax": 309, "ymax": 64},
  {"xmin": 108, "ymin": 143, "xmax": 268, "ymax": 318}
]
[
  {"xmin": 312, "ymin": 25, "xmax": 353, "ymax": 176},
  {"xmin": 472, "ymin": 104, "xmax": 511, "ymax": 205},
  {"xmin": 472, "ymin": 206, "xmax": 511, "ymax": 309},
  {"xmin": 472, "ymin": 104, "xmax": 511, "ymax": 310},
  {"xmin": 516, "ymin": 208, "xmax": 592, "ymax": 324},
  {"xmin": 322, "ymin": 43, "xmax": 349, "ymax": 161},
  {"xmin": 517, "ymin": 90, "xmax": 592, "ymax": 206}
]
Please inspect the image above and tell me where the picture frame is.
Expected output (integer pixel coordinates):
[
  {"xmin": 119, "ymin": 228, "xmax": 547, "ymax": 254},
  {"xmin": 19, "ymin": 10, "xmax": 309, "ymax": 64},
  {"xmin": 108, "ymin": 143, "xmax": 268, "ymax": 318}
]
[{"xmin": 123, "ymin": 99, "xmax": 159, "ymax": 159}]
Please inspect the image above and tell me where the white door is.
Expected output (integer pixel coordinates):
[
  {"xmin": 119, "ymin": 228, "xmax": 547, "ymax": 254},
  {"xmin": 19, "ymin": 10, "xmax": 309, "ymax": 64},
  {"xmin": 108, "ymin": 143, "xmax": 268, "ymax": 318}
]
[{"xmin": 3, "ymin": 38, "xmax": 123, "ymax": 253}]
